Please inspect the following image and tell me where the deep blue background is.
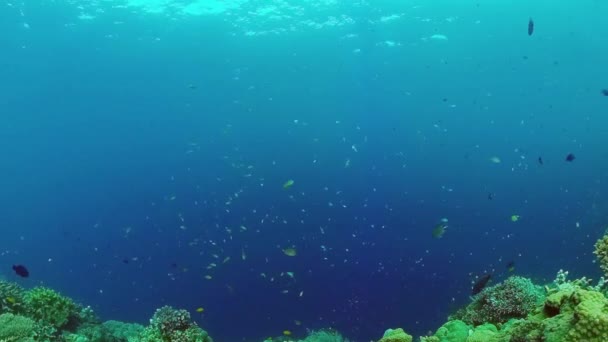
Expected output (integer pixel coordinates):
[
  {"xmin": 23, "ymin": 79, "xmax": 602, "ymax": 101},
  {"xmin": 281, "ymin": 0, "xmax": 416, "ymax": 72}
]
[{"xmin": 1, "ymin": 1, "xmax": 608, "ymax": 341}]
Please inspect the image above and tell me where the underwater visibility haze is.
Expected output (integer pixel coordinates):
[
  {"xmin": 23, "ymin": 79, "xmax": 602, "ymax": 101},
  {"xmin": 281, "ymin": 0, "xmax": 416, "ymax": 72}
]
[{"xmin": 1, "ymin": 0, "xmax": 608, "ymax": 341}]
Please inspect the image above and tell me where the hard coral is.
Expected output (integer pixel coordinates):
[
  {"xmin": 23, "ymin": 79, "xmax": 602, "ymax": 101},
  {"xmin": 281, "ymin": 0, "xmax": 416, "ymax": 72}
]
[
  {"xmin": 151, "ymin": 306, "xmax": 193, "ymax": 335},
  {"xmin": 565, "ymin": 289, "xmax": 608, "ymax": 342},
  {"xmin": 141, "ymin": 306, "xmax": 211, "ymax": 342},
  {"xmin": 452, "ymin": 276, "xmax": 545, "ymax": 325},
  {"xmin": 0, "ymin": 280, "xmax": 25, "ymax": 314},
  {"xmin": 24, "ymin": 286, "xmax": 77, "ymax": 329},
  {"xmin": 0, "ymin": 313, "xmax": 37, "ymax": 341},
  {"xmin": 595, "ymin": 235, "xmax": 608, "ymax": 277},
  {"xmin": 378, "ymin": 328, "xmax": 412, "ymax": 342},
  {"xmin": 300, "ymin": 329, "xmax": 349, "ymax": 342},
  {"xmin": 426, "ymin": 320, "xmax": 470, "ymax": 342}
]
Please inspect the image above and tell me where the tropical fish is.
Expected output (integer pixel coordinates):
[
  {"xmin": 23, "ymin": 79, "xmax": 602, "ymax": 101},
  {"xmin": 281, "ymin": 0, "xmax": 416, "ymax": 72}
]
[
  {"xmin": 472, "ymin": 274, "xmax": 492, "ymax": 295},
  {"xmin": 432, "ymin": 223, "xmax": 448, "ymax": 239},
  {"xmin": 511, "ymin": 215, "xmax": 520, "ymax": 222},
  {"xmin": 506, "ymin": 261, "xmax": 515, "ymax": 272},
  {"xmin": 283, "ymin": 179, "xmax": 295, "ymax": 189},
  {"xmin": 283, "ymin": 248, "xmax": 297, "ymax": 257},
  {"xmin": 196, "ymin": 307, "xmax": 204, "ymax": 313},
  {"xmin": 283, "ymin": 330, "xmax": 292, "ymax": 336}
]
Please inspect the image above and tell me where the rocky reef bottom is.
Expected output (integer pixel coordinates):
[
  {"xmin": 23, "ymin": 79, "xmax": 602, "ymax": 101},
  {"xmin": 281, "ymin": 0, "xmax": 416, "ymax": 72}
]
[{"xmin": 4, "ymin": 234, "xmax": 608, "ymax": 342}]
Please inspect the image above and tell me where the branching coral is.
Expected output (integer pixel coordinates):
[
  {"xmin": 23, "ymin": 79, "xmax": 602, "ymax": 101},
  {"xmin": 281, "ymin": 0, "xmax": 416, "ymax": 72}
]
[
  {"xmin": 23, "ymin": 287, "xmax": 77, "ymax": 329},
  {"xmin": 0, "ymin": 281, "xmax": 25, "ymax": 315},
  {"xmin": 0, "ymin": 313, "xmax": 37, "ymax": 341}
]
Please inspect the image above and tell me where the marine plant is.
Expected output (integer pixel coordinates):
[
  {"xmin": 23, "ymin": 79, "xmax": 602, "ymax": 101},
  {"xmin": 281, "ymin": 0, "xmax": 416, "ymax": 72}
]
[
  {"xmin": 23, "ymin": 286, "xmax": 77, "ymax": 329},
  {"xmin": 451, "ymin": 276, "xmax": 545, "ymax": 325}
]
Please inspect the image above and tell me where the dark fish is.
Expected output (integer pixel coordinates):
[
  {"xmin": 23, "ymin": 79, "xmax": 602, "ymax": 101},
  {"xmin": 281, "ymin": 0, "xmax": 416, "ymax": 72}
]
[
  {"xmin": 487, "ymin": 193, "xmax": 494, "ymax": 200},
  {"xmin": 472, "ymin": 274, "xmax": 492, "ymax": 295},
  {"xmin": 601, "ymin": 89, "xmax": 608, "ymax": 96},
  {"xmin": 12, "ymin": 265, "xmax": 29, "ymax": 278},
  {"xmin": 528, "ymin": 18, "xmax": 534, "ymax": 36},
  {"xmin": 565, "ymin": 153, "xmax": 576, "ymax": 162},
  {"xmin": 538, "ymin": 157, "xmax": 543, "ymax": 165},
  {"xmin": 122, "ymin": 258, "xmax": 129, "ymax": 264}
]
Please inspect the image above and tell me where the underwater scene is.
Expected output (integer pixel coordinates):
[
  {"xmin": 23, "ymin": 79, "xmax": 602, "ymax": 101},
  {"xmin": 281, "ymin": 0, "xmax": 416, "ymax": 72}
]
[{"xmin": 1, "ymin": 0, "xmax": 608, "ymax": 341}]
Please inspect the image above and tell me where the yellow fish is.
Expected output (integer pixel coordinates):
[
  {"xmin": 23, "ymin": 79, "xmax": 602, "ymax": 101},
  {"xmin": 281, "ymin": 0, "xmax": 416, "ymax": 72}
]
[
  {"xmin": 283, "ymin": 248, "xmax": 297, "ymax": 257},
  {"xmin": 283, "ymin": 330, "xmax": 292, "ymax": 336},
  {"xmin": 5, "ymin": 297, "xmax": 16, "ymax": 304},
  {"xmin": 283, "ymin": 179, "xmax": 295, "ymax": 189},
  {"xmin": 432, "ymin": 223, "xmax": 447, "ymax": 239},
  {"xmin": 196, "ymin": 307, "xmax": 204, "ymax": 313},
  {"xmin": 511, "ymin": 215, "xmax": 520, "ymax": 222}
]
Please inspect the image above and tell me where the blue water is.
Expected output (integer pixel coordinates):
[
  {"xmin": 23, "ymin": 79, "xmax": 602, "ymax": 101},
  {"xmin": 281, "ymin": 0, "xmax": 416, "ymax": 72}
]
[{"xmin": 1, "ymin": 1, "xmax": 608, "ymax": 341}]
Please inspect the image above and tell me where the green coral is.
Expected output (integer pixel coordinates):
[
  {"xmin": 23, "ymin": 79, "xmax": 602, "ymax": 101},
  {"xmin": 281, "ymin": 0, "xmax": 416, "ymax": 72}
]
[
  {"xmin": 300, "ymin": 329, "xmax": 349, "ymax": 342},
  {"xmin": 452, "ymin": 276, "xmax": 545, "ymax": 325},
  {"xmin": 377, "ymin": 328, "xmax": 412, "ymax": 342},
  {"xmin": 102, "ymin": 320, "xmax": 144, "ymax": 341},
  {"xmin": 466, "ymin": 324, "xmax": 497, "ymax": 342},
  {"xmin": 595, "ymin": 235, "xmax": 608, "ymax": 276},
  {"xmin": 0, "ymin": 280, "xmax": 25, "ymax": 314},
  {"xmin": 0, "ymin": 313, "xmax": 37, "ymax": 341},
  {"xmin": 24, "ymin": 287, "xmax": 77, "ymax": 329},
  {"xmin": 423, "ymin": 320, "xmax": 470, "ymax": 342},
  {"xmin": 563, "ymin": 289, "xmax": 608, "ymax": 341}
]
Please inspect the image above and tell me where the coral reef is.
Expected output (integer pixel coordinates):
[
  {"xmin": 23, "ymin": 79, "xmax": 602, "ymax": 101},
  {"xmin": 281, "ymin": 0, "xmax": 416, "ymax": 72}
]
[
  {"xmin": 5, "ymin": 234, "xmax": 608, "ymax": 342},
  {"xmin": 0, "ymin": 285, "xmax": 212, "ymax": 342}
]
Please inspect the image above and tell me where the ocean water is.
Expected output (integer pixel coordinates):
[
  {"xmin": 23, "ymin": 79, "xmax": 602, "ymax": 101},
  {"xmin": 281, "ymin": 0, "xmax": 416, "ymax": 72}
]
[{"xmin": 1, "ymin": 0, "xmax": 608, "ymax": 341}]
